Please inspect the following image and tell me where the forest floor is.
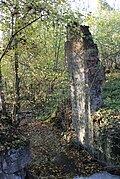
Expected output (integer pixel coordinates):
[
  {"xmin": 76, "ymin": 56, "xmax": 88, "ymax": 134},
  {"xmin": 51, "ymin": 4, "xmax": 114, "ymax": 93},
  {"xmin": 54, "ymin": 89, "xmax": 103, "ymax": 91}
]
[
  {"xmin": 20, "ymin": 120, "xmax": 103, "ymax": 179},
  {"xmin": 20, "ymin": 72, "xmax": 120, "ymax": 179}
]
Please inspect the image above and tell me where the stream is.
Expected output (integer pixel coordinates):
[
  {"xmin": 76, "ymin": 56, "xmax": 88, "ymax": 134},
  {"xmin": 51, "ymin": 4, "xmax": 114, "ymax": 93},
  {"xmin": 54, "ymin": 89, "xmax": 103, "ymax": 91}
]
[{"xmin": 74, "ymin": 172, "xmax": 120, "ymax": 179}]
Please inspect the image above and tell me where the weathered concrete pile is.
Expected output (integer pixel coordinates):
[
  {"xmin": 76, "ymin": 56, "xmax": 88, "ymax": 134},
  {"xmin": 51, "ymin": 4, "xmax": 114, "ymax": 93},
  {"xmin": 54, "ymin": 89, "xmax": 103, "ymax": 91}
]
[
  {"xmin": 65, "ymin": 23, "xmax": 120, "ymax": 167},
  {"xmin": 65, "ymin": 23, "xmax": 104, "ymax": 149}
]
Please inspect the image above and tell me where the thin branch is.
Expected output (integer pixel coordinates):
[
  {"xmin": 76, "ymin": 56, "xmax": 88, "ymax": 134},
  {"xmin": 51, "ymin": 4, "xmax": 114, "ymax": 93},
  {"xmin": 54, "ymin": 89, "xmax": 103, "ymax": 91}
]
[{"xmin": 0, "ymin": 16, "xmax": 41, "ymax": 62}]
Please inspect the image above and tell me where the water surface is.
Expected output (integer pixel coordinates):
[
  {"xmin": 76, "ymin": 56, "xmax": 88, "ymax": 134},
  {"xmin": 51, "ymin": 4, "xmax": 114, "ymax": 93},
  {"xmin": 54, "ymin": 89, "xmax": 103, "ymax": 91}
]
[{"xmin": 74, "ymin": 172, "xmax": 120, "ymax": 179}]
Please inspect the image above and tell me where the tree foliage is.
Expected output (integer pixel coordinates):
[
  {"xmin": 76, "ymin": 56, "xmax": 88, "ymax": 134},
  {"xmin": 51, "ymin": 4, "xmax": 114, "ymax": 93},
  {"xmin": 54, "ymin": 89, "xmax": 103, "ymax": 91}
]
[
  {"xmin": 0, "ymin": 0, "xmax": 119, "ymax": 126},
  {"xmin": 86, "ymin": 4, "xmax": 120, "ymax": 70},
  {"xmin": 0, "ymin": 0, "xmax": 80, "ymax": 125}
]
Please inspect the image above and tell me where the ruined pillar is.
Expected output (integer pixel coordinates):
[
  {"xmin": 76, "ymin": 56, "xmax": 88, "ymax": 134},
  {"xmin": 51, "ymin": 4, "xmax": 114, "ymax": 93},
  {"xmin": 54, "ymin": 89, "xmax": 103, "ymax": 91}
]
[{"xmin": 65, "ymin": 23, "xmax": 104, "ymax": 150}]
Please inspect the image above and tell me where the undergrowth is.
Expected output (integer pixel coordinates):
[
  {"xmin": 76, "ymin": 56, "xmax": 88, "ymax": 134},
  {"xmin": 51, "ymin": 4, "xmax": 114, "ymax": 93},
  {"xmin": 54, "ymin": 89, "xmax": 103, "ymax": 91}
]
[{"xmin": 103, "ymin": 71, "xmax": 120, "ymax": 108}]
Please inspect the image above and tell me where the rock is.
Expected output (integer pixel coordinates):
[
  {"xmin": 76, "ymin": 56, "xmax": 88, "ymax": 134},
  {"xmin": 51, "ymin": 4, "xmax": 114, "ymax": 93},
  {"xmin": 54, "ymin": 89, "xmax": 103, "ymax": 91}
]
[
  {"xmin": 52, "ymin": 152, "xmax": 78, "ymax": 173},
  {"xmin": 0, "ymin": 144, "xmax": 30, "ymax": 179}
]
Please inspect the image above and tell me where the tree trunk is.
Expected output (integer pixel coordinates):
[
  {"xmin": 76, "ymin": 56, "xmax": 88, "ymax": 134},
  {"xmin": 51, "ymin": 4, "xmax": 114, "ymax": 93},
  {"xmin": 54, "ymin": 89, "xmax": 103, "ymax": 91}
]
[
  {"xmin": 12, "ymin": 39, "xmax": 20, "ymax": 124},
  {"xmin": 12, "ymin": 3, "xmax": 20, "ymax": 124},
  {"xmin": 0, "ymin": 59, "xmax": 7, "ymax": 119}
]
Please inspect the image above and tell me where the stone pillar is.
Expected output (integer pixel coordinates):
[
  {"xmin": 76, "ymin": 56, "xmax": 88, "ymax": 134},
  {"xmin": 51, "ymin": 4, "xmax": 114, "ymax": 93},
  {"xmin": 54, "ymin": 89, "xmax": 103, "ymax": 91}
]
[{"xmin": 65, "ymin": 24, "xmax": 104, "ymax": 150}]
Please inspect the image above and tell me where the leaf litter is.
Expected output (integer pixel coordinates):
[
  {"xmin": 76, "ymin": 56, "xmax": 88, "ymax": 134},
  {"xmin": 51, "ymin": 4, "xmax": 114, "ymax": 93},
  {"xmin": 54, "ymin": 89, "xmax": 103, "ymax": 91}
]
[{"xmin": 20, "ymin": 121, "xmax": 103, "ymax": 178}]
